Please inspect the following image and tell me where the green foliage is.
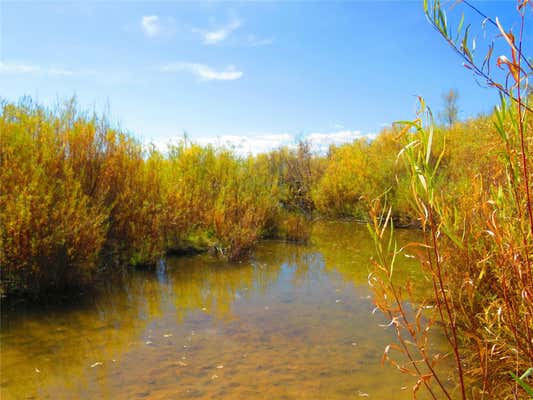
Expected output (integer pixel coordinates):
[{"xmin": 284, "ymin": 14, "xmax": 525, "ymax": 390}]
[{"xmin": 510, "ymin": 369, "xmax": 533, "ymax": 398}]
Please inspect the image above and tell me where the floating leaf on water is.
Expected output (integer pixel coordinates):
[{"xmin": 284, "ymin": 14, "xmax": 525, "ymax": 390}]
[{"xmin": 90, "ymin": 362, "xmax": 103, "ymax": 368}]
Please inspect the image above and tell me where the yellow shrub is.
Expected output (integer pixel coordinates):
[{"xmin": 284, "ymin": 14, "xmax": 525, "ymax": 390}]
[{"xmin": 0, "ymin": 101, "xmax": 107, "ymax": 294}]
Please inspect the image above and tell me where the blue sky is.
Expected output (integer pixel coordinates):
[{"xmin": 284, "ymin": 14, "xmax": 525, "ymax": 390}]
[{"xmin": 0, "ymin": 1, "xmax": 528, "ymax": 153}]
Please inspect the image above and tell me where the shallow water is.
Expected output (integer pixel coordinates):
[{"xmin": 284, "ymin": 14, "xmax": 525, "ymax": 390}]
[{"xmin": 1, "ymin": 221, "xmax": 451, "ymax": 399}]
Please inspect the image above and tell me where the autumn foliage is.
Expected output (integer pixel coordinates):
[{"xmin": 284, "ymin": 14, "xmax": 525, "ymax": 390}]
[{"xmin": 0, "ymin": 99, "xmax": 281, "ymax": 296}]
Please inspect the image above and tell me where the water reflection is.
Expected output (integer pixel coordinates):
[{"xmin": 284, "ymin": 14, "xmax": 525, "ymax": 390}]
[{"xmin": 1, "ymin": 221, "xmax": 445, "ymax": 399}]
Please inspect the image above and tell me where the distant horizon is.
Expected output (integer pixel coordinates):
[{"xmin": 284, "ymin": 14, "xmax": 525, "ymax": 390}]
[{"xmin": 1, "ymin": 1, "xmax": 527, "ymax": 154}]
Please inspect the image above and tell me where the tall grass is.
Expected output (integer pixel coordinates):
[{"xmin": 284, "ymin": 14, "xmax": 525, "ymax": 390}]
[{"xmin": 369, "ymin": 1, "xmax": 532, "ymax": 398}]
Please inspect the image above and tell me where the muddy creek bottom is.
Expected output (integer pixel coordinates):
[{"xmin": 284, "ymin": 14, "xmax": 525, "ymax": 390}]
[{"xmin": 1, "ymin": 221, "xmax": 451, "ymax": 399}]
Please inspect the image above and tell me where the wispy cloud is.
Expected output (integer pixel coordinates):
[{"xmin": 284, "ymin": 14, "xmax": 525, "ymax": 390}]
[
  {"xmin": 193, "ymin": 18, "xmax": 242, "ymax": 45},
  {"xmin": 140, "ymin": 15, "xmax": 175, "ymax": 38},
  {"xmin": 141, "ymin": 15, "xmax": 161, "ymax": 37},
  {"xmin": 0, "ymin": 61, "xmax": 95, "ymax": 77},
  {"xmin": 48, "ymin": 67, "xmax": 81, "ymax": 76},
  {"xmin": 245, "ymin": 34, "xmax": 273, "ymax": 47},
  {"xmin": 0, "ymin": 61, "xmax": 40, "ymax": 74},
  {"xmin": 160, "ymin": 62, "xmax": 243, "ymax": 81}
]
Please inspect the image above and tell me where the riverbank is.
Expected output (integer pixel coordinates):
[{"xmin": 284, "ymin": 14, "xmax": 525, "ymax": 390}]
[
  {"xmin": 2, "ymin": 94, "xmax": 532, "ymax": 397},
  {"xmin": 2, "ymin": 221, "xmax": 448, "ymax": 400},
  {"xmin": 0, "ymin": 96, "xmax": 495, "ymax": 298}
]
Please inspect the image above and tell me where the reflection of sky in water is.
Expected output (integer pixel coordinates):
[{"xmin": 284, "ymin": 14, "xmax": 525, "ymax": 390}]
[{"xmin": 0, "ymin": 221, "xmax": 450, "ymax": 400}]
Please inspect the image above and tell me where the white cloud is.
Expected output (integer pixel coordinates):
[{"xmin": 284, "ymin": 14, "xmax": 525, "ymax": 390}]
[
  {"xmin": 306, "ymin": 130, "xmax": 373, "ymax": 153},
  {"xmin": 160, "ymin": 62, "xmax": 243, "ymax": 81},
  {"xmin": 193, "ymin": 18, "xmax": 241, "ymax": 45},
  {"xmin": 0, "ymin": 61, "xmax": 95, "ymax": 77},
  {"xmin": 49, "ymin": 67, "xmax": 96, "ymax": 77},
  {"xmin": 154, "ymin": 130, "xmax": 373, "ymax": 156},
  {"xmin": 245, "ymin": 34, "xmax": 273, "ymax": 47},
  {"xmin": 140, "ymin": 15, "xmax": 175, "ymax": 38},
  {"xmin": 141, "ymin": 15, "xmax": 161, "ymax": 37},
  {"xmin": 195, "ymin": 134, "xmax": 293, "ymax": 155},
  {"xmin": 48, "ymin": 67, "xmax": 74, "ymax": 76},
  {"xmin": 0, "ymin": 61, "xmax": 40, "ymax": 74}
]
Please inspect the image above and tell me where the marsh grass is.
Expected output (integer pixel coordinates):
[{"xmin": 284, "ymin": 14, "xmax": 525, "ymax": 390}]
[{"xmin": 369, "ymin": 1, "xmax": 532, "ymax": 398}]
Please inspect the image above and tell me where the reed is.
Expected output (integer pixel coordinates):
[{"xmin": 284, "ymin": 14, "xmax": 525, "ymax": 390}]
[{"xmin": 369, "ymin": 1, "xmax": 532, "ymax": 398}]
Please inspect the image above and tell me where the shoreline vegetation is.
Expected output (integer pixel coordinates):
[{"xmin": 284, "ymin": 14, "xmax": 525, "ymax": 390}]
[
  {"xmin": 2, "ymin": 95, "xmax": 504, "ymax": 299},
  {"xmin": 1, "ymin": 97, "xmax": 531, "ymax": 398},
  {"xmin": 368, "ymin": 1, "xmax": 532, "ymax": 399}
]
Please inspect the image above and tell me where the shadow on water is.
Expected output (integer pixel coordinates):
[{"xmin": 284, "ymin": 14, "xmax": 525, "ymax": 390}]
[{"xmin": 0, "ymin": 221, "xmax": 451, "ymax": 399}]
